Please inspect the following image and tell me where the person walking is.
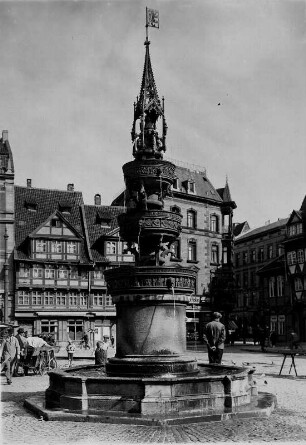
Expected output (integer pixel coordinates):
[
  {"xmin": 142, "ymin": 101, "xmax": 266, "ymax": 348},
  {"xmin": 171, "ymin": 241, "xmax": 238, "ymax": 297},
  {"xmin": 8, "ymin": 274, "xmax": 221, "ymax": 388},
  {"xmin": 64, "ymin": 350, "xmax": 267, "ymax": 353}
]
[
  {"xmin": 66, "ymin": 340, "xmax": 76, "ymax": 367},
  {"xmin": 1, "ymin": 328, "xmax": 20, "ymax": 384},
  {"xmin": 203, "ymin": 312, "xmax": 226, "ymax": 364},
  {"xmin": 13, "ymin": 327, "xmax": 26, "ymax": 376}
]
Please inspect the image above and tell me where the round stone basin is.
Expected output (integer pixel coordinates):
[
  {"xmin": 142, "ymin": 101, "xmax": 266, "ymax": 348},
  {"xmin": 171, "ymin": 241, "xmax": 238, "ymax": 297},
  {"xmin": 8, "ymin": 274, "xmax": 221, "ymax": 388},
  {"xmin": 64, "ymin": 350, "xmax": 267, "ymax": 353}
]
[{"xmin": 44, "ymin": 362, "xmax": 259, "ymax": 420}]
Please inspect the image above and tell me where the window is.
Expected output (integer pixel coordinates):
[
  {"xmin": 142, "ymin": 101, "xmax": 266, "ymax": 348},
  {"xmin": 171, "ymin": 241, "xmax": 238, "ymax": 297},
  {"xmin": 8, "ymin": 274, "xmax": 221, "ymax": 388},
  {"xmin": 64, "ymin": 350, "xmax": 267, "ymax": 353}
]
[
  {"xmin": 243, "ymin": 251, "xmax": 248, "ymax": 265},
  {"xmin": 19, "ymin": 263, "xmax": 30, "ymax": 278},
  {"xmin": 235, "ymin": 253, "xmax": 240, "ymax": 267},
  {"xmin": 294, "ymin": 277, "xmax": 303, "ymax": 291},
  {"xmin": 187, "ymin": 240, "xmax": 197, "ymax": 262},
  {"xmin": 32, "ymin": 291, "xmax": 42, "ymax": 305},
  {"xmin": 18, "ymin": 291, "xmax": 29, "ymax": 305},
  {"xmin": 45, "ymin": 292, "xmax": 54, "ymax": 305},
  {"xmin": 67, "ymin": 241, "xmax": 77, "ymax": 254},
  {"xmin": 250, "ymin": 272, "xmax": 256, "ymax": 287},
  {"xmin": 58, "ymin": 267, "xmax": 68, "ymax": 279},
  {"xmin": 170, "ymin": 240, "xmax": 180, "ymax": 259},
  {"xmin": 36, "ymin": 239, "xmax": 47, "ymax": 253},
  {"xmin": 170, "ymin": 205, "xmax": 181, "ymax": 214},
  {"xmin": 93, "ymin": 295, "xmax": 104, "ymax": 306},
  {"xmin": 187, "ymin": 210, "xmax": 196, "ymax": 229},
  {"xmin": 278, "ymin": 317, "xmax": 285, "ymax": 335},
  {"xmin": 288, "ymin": 223, "xmax": 303, "ymax": 236},
  {"xmin": 70, "ymin": 266, "xmax": 78, "ymax": 279},
  {"xmin": 172, "ymin": 178, "xmax": 179, "ymax": 190},
  {"xmin": 51, "ymin": 241, "xmax": 62, "ymax": 253},
  {"xmin": 80, "ymin": 294, "xmax": 87, "ymax": 306},
  {"xmin": 80, "ymin": 270, "xmax": 88, "ymax": 280},
  {"xmin": 211, "ymin": 244, "xmax": 219, "ymax": 264},
  {"xmin": 278, "ymin": 245, "xmax": 283, "ymax": 256},
  {"xmin": 251, "ymin": 250, "xmax": 256, "ymax": 263},
  {"xmin": 243, "ymin": 273, "xmax": 248, "ymax": 288},
  {"xmin": 69, "ymin": 294, "xmax": 78, "ymax": 306},
  {"xmin": 258, "ymin": 247, "xmax": 264, "ymax": 262},
  {"xmin": 222, "ymin": 246, "xmax": 228, "ymax": 264},
  {"xmin": 33, "ymin": 264, "xmax": 43, "ymax": 278},
  {"xmin": 51, "ymin": 219, "xmax": 62, "ymax": 228},
  {"xmin": 56, "ymin": 293, "xmax": 66, "ymax": 306},
  {"xmin": 189, "ymin": 181, "xmax": 195, "ymax": 193},
  {"xmin": 297, "ymin": 249, "xmax": 304, "ymax": 264},
  {"xmin": 277, "ymin": 275, "xmax": 284, "ymax": 297},
  {"xmin": 105, "ymin": 295, "xmax": 113, "ymax": 306},
  {"xmin": 210, "ymin": 215, "xmax": 218, "ymax": 232},
  {"xmin": 106, "ymin": 241, "xmax": 117, "ymax": 255},
  {"xmin": 45, "ymin": 266, "xmax": 55, "ymax": 279},
  {"xmin": 268, "ymin": 245, "xmax": 273, "ymax": 259},
  {"xmin": 41, "ymin": 320, "xmax": 58, "ymax": 339},
  {"xmin": 67, "ymin": 319, "xmax": 83, "ymax": 341},
  {"xmin": 287, "ymin": 251, "xmax": 297, "ymax": 266},
  {"xmin": 269, "ymin": 277, "xmax": 275, "ymax": 297},
  {"xmin": 94, "ymin": 267, "xmax": 103, "ymax": 279}
]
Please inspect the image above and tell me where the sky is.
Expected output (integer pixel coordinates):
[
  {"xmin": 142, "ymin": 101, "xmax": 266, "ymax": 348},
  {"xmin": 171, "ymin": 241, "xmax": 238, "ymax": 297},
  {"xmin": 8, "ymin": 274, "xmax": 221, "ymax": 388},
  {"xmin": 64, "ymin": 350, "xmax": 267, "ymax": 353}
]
[{"xmin": 1, "ymin": 0, "xmax": 306, "ymax": 229}]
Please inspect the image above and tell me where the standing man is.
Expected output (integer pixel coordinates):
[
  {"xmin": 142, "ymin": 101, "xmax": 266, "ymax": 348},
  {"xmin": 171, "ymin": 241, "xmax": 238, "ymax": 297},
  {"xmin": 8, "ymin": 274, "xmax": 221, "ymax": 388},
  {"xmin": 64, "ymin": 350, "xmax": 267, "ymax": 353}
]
[
  {"xmin": 203, "ymin": 312, "xmax": 226, "ymax": 364},
  {"xmin": 1, "ymin": 328, "xmax": 20, "ymax": 384},
  {"xmin": 14, "ymin": 327, "xmax": 26, "ymax": 376}
]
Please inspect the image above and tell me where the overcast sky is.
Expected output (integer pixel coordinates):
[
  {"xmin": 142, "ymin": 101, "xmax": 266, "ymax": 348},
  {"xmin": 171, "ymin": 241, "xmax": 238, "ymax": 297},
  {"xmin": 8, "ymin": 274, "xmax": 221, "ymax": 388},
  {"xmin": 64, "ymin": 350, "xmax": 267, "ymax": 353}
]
[{"xmin": 1, "ymin": 0, "xmax": 306, "ymax": 229}]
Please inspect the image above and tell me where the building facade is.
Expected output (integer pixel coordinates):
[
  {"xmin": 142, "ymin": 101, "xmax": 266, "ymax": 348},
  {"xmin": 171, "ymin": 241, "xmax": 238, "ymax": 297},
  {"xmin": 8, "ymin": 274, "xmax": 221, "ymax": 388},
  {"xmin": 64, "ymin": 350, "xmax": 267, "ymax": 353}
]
[
  {"xmin": 233, "ymin": 218, "xmax": 289, "ymax": 340},
  {"xmin": 283, "ymin": 196, "xmax": 306, "ymax": 342}
]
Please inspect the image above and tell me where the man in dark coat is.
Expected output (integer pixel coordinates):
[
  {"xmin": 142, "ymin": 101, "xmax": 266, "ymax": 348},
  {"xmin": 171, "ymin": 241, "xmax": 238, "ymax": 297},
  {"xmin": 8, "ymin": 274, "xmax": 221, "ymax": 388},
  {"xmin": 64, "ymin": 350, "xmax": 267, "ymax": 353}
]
[
  {"xmin": 203, "ymin": 312, "xmax": 226, "ymax": 364},
  {"xmin": 1, "ymin": 328, "xmax": 20, "ymax": 384}
]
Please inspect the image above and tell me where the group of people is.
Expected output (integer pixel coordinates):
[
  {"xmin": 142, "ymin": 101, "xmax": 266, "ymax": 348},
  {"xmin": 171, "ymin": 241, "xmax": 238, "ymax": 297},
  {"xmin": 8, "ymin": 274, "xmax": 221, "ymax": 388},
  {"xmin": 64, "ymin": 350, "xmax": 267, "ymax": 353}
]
[{"xmin": 0, "ymin": 327, "xmax": 53, "ymax": 384}]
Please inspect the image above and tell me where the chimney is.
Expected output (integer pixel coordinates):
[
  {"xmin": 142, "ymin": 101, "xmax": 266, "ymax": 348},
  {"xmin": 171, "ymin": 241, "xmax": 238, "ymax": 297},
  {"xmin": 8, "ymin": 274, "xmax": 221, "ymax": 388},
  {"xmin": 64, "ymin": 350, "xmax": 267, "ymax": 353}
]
[
  {"xmin": 94, "ymin": 194, "xmax": 101, "ymax": 206},
  {"xmin": 27, "ymin": 179, "xmax": 32, "ymax": 188},
  {"xmin": 2, "ymin": 130, "xmax": 8, "ymax": 142},
  {"xmin": 67, "ymin": 183, "xmax": 74, "ymax": 192}
]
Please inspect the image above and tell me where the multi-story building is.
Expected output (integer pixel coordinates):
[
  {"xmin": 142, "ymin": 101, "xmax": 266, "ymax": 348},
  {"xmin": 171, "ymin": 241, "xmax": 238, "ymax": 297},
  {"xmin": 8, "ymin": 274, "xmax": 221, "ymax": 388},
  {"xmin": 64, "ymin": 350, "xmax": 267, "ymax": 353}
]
[
  {"xmin": 283, "ymin": 196, "xmax": 306, "ymax": 342},
  {"xmin": 11, "ymin": 179, "xmax": 133, "ymax": 347},
  {"xmin": 233, "ymin": 218, "xmax": 288, "ymax": 339},
  {"xmin": 0, "ymin": 130, "xmax": 15, "ymax": 324}
]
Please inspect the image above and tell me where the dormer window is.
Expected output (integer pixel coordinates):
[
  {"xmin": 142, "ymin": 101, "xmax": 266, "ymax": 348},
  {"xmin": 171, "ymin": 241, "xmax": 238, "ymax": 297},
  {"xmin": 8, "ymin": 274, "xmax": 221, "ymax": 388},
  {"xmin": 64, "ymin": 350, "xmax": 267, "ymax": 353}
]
[
  {"xmin": 24, "ymin": 200, "xmax": 37, "ymax": 212},
  {"xmin": 95, "ymin": 213, "xmax": 111, "ymax": 228},
  {"xmin": 58, "ymin": 201, "xmax": 72, "ymax": 214},
  {"xmin": 172, "ymin": 178, "xmax": 179, "ymax": 190}
]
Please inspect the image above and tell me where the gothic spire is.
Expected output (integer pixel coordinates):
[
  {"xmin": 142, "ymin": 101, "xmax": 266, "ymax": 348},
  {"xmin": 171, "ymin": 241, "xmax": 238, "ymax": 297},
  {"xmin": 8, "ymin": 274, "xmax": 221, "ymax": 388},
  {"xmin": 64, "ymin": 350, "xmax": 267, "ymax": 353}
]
[{"xmin": 131, "ymin": 39, "xmax": 168, "ymax": 160}]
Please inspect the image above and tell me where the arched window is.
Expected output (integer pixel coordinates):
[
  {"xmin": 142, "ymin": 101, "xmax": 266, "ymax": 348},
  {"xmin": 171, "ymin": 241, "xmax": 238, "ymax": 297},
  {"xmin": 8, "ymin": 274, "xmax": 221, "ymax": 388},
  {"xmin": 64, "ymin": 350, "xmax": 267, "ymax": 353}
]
[
  {"xmin": 210, "ymin": 215, "xmax": 218, "ymax": 232},
  {"xmin": 211, "ymin": 244, "xmax": 219, "ymax": 264},
  {"xmin": 187, "ymin": 239, "xmax": 197, "ymax": 262},
  {"xmin": 187, "ymin": 209, "xmax": 196, "ymax": 229}
]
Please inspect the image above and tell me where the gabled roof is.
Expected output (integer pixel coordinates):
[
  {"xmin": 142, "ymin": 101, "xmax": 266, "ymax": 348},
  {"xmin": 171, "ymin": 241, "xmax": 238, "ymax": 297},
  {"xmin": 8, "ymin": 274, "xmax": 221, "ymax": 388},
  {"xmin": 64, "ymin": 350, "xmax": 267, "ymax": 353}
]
[
  {"xmin": 82, "ymin": 205, "xmax": 125, "ymax": 262},
  {"xmin": 29, "ymin": 210, "xmax": 83, "ymax": 239},
  {"xmin": 233, "ymin": 221, "xmax": 250, "ymax": 237},
  {"xmin": 173, "ymin": 166, "xmax": 223, "ymax": 203},
  {"xmin": 287, "ymin": 209, "xmax": 303, "ymax": 226},
  {"xmin": 235, "ymin": 218, "xmax": 288, "ymax": 242},
  {"xmin": 14, "ymin": 186, "xmax": 89, "ymax": 262}
]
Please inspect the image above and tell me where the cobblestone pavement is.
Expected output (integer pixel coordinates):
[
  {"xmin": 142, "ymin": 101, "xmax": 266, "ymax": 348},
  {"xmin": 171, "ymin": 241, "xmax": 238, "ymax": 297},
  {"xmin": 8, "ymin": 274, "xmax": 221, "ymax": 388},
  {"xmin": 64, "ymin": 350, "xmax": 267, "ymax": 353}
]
[{"xmin": 1, "ymin": 348, "xmax": 306, "ymax": 444}]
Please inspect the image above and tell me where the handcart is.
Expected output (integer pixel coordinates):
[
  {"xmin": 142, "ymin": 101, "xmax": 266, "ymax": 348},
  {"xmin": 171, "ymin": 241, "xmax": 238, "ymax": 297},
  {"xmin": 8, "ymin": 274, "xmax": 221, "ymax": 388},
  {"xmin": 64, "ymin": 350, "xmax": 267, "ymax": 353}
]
[{"xmin": 23, "ymin": 345, "xmax": 58, "ymax": 375}]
